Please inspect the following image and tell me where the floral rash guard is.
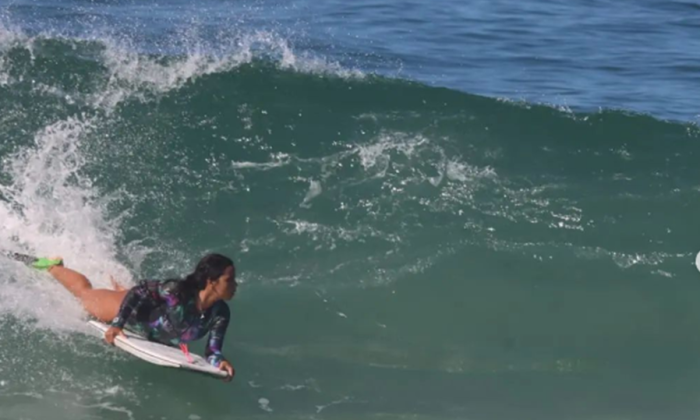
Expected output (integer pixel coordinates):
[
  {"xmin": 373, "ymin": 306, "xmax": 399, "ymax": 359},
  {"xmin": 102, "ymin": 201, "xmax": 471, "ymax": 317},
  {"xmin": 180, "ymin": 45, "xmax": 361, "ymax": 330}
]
[{"xmin": 110, "ymin": 280, "xmax": 230, "ymax": 367}]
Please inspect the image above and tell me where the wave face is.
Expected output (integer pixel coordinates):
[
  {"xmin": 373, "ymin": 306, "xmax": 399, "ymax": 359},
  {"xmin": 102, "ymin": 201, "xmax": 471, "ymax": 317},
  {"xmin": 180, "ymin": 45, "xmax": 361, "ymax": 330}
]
[{"xmin": 1, "ymin": 13, "xmax": 700, "ymax": 420}]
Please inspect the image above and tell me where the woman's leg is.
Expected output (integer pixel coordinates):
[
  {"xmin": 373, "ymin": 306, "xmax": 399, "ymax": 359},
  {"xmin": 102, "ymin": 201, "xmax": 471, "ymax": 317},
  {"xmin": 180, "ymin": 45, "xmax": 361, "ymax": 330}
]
[{"xmin": 48, "ymin": 265, "xmax": 128, "ymax": 322}]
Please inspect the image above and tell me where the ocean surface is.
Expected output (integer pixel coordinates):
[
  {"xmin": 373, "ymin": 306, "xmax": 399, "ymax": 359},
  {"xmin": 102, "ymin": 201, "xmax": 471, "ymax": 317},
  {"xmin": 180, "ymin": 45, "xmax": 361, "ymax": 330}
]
[{"xmin": 1, "ymin": 0, "xmax": 700, "ymax": 419}]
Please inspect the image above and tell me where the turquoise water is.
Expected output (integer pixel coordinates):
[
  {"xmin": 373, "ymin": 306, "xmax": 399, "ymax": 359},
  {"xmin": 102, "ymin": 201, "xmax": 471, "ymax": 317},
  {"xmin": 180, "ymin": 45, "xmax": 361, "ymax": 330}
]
[{"xmin": 1, "ymin": 1, "xmax": 700, "ymax": 419}]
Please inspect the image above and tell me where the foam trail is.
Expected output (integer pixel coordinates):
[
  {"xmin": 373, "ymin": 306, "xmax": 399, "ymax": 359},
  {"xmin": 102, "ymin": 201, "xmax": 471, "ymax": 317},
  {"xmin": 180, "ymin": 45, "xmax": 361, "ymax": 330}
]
[{"xmin": 0, "ymin": 116, "xmax": 131, "ymax": 332}]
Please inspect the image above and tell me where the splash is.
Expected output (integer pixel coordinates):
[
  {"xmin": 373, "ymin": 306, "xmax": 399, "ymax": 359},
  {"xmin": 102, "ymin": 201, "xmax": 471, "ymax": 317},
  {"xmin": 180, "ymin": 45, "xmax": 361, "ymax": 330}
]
[{"xmin": 0, "ymin": 116, "xmax": 131, "ymax": 331}]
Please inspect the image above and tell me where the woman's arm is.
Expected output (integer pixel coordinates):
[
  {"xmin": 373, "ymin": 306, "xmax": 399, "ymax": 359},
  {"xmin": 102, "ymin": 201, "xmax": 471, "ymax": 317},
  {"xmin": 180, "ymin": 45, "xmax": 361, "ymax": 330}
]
[{"xmin": 205, "ymin": 303, "xmax": 234, "ymax": 379}]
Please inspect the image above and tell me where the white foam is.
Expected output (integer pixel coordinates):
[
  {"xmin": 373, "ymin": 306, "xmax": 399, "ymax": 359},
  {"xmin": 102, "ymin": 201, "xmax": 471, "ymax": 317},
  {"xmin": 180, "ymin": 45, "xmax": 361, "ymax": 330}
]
[
  {"xmin": 258, "ymin": 397, "xmax": 273, "ymax": 412},
  {"xmin": 231, "ymin": 153, "xmax": 292, "ymax": 170},
  {"xmin": 77, "ymin": 402, "xmax": 135, "ymax": 420},
  {"xmin": 356, "ymin": 133, "xmax": 428, "ymax": 169},
  {"xmin": 279, "ymin": 384, "xmax": 306, "ymax": 391},
  {"xmin": 0, "ymin": 116, "xmax": 132, "ymax": 332},
  {"xmin": 301, "ymin": 179, "xmax": 322, "ymax": 207},
  {"xmin": 239, "ymin": 31, "xmax": 364, "ymax": 79},
  {"xmin": 92, "ymin": 29, "xmax": 361, "ymax": 109},
  {"xmin": 445, "ymin": 160, "xmax": 497, "ymax": 182},
  {"xmin": 1, "ymin": 20, "xmax": 362, "ymax": 112},
  {"xmin": 94, "ymin": 39, "xmax": 234, "ymax": 109},
  {"xmin": 316, "ymin": 396, "xmax": 351, "ymax": 414}
]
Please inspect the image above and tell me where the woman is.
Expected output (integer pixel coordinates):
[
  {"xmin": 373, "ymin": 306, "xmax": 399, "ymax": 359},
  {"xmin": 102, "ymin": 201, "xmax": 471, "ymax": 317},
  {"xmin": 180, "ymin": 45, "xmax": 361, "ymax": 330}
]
[{"xmin": 35, "ymin": 253, "xmax": 237, "ymax": 380}]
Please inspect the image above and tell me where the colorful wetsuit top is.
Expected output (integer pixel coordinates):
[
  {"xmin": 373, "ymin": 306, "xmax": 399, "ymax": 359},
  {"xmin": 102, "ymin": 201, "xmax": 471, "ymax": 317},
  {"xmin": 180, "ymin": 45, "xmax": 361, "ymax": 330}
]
[{"xmin": 111, "ymin": 280, "xmax": 230, "ymax": 367}]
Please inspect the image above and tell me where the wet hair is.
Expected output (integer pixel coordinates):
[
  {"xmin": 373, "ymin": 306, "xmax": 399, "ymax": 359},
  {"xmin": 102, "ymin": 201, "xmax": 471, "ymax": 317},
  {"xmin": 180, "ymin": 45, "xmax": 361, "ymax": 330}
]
[{"xmin": 178, "ymin": 253, "xmax": 235, "ymax": 297}]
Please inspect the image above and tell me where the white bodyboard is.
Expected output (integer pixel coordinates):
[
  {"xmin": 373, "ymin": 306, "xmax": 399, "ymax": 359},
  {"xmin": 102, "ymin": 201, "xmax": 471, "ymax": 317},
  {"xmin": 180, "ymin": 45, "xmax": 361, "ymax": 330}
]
[{"xmin": 88, "ymin": 320, "xmax": 227, "ymax": 379}]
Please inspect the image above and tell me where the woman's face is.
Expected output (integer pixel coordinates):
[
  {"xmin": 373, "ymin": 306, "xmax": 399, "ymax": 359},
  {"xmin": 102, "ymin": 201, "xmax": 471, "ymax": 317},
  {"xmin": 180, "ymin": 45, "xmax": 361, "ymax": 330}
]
[{"xmin": 212, "ymin": 266, "xmax": 237, "ymax": 301}]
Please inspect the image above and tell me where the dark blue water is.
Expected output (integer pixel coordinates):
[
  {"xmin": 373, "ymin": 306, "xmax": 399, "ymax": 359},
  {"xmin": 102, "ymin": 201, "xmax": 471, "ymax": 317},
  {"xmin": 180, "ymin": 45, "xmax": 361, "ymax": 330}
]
[{"xmin": 3, "ymin": 0, "xmax": 699, "ymax": 121}]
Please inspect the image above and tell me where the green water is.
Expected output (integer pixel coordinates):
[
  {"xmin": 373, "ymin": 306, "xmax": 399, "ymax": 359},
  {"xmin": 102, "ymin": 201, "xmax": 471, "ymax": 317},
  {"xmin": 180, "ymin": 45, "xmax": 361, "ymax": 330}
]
[{"xmin": 1, "ymin": 33, "xmax": 700, "ymax": 420}]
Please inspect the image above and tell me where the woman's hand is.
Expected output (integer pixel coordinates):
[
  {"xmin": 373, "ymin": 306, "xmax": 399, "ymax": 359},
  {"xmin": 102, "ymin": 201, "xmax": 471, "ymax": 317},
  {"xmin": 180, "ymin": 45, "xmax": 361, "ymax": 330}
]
[
  {"xmin": 104, "ymin": 326, "xmax": 127, "ymax": 345},
  {"xmin": 219, "ymin": 360, "xmax": 235, "ymax": 382}
]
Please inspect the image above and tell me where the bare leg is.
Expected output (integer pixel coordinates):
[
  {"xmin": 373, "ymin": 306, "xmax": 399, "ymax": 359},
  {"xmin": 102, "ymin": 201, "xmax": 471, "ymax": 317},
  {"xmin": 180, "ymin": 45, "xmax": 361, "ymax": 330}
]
[{"xmin": 48, "ymin": 265, "xmax": 128, "ymax": 322}]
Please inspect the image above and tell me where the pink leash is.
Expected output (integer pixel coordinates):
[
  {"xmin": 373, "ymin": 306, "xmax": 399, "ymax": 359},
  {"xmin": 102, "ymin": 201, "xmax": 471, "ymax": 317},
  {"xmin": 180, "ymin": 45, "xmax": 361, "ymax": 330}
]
[{"xmin": 179, "ymin": 343, "xmax": 194, "ymax": 364}]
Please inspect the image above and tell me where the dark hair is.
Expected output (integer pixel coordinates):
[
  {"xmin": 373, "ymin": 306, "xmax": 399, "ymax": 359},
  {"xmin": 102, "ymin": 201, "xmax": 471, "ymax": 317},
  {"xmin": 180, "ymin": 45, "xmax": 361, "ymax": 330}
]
[{"xmin": 179, "ymin": 253, "xmax": 235, "ymax": 297}]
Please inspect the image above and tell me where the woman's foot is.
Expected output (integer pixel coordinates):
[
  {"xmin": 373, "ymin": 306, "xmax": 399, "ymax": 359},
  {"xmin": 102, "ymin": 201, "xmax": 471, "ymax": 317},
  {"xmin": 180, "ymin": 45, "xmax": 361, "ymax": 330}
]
[{"xmin": 33, "ymin": 256, "xmax": 63, "ymax": 271}]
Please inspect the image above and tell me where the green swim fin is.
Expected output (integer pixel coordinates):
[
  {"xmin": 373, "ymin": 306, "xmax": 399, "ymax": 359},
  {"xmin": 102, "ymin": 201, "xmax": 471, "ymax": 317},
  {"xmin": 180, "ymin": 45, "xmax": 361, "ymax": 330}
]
[
  {"xmin": 1, "ymin": 251, "xmax": 63, "ymax": 270},
  {"xmin": 31, "ymin": 257, "xmax": 63, "ymax": 270}
]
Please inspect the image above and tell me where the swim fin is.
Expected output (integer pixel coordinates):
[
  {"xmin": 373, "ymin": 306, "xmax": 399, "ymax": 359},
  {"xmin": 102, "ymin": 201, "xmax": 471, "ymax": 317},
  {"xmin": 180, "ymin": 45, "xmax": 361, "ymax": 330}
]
[{"xmin": 1, "ymin": 251, "xmax": 63, "ymax": 270}]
